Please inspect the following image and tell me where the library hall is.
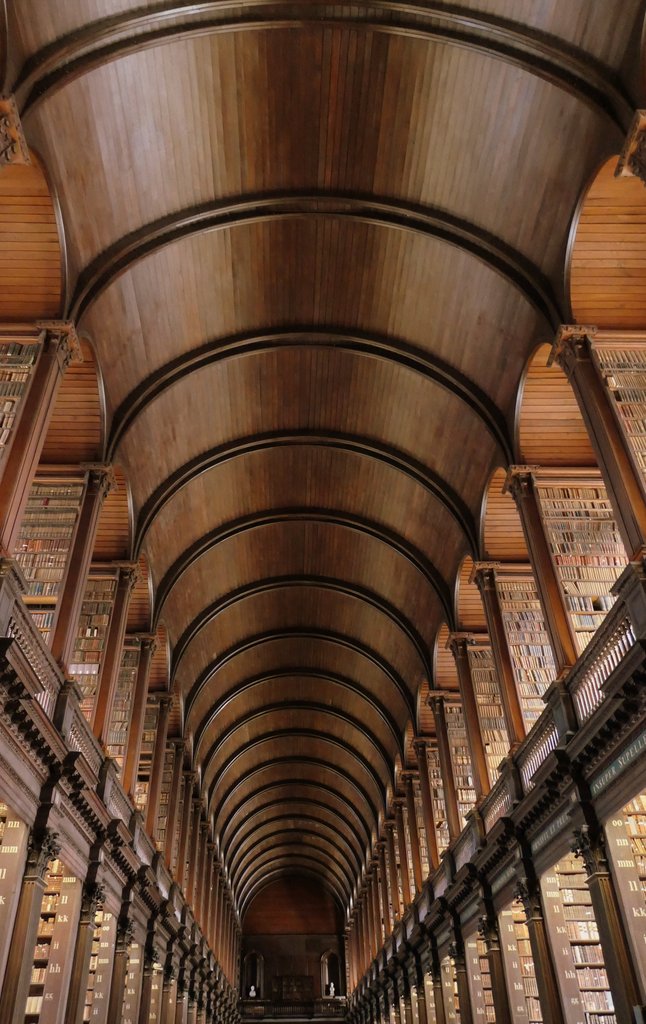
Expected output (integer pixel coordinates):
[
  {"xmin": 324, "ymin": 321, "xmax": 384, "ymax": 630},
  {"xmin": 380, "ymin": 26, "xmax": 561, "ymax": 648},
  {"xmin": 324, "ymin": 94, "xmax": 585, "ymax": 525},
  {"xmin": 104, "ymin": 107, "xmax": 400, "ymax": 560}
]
[{"xmin": 2, "ymin": 2, "xmax": 646, "ymax": 1024}]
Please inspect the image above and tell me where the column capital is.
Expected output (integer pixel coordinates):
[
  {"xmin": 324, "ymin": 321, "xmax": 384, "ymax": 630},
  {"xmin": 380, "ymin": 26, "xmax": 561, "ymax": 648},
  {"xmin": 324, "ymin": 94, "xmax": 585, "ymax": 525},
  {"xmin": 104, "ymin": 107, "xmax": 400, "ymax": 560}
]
[
  {"xmin": 36, "ymin": 319, "xmax": 82, "ymax": 368},
  {"xmin": 136, "ymin": 632, "xmax": 158, "ymax": 654},
  {"xmin": 26, "ymin": 827, "xmax": 61, "ymax": 878},
  {"xmin": 616, "ymin": 108, "xmax": 646, "ymax": 183},
  {"xmin": 113, "ymin": 560, "xmax": 140, "ymax": 591},
  {"xmin": 571, "ymin": 824, "xmax": 609, "ymax": 876},
  {"xmin": 0, "ymin": 96, "xmax": 29, "ymax": 164},
  {"xmin": 549, "ymin": 323, "xmax": 598, "ymax": 373},
  {"xmin": 81, "ymin": 462, "xmax": 117, "ymax": 500}
]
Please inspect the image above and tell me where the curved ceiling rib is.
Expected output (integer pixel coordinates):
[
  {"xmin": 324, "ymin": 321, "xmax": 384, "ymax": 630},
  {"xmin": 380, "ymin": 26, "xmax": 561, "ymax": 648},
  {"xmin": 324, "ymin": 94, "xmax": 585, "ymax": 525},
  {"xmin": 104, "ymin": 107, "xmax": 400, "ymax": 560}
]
[
  {"xmin": 238, "ymin": 854, "xmax": 350, "ymax": 910},
  {"xmin": 68, "ymin": 194, "xmax": 560, "ymax": 331},
  {"xmin": 233, "ymin": 835, "xmax": 355, "ymax": 898},
  {"xmin": 14, "ymin": 2, "xmax": 632, "ymax": 129},
  {"xmin": 172, "ymin": 577, "xmax": 433, "ymax": 686},
  {"xmin": 136, "ymin": 431, "xmax": 479, "ymax": 556},
  {"xmin": 220, "ymin": 787, "xmax": 374, "ymax": 857},
  {"xmin": 240, "ymin": 868, "xmax": 346, "ymax": 918},
  {"xmin": 155, "ymin": 509, "xmax": 455, "ymax": 631},
  {"xmin": 192, "ymin": 679, "xmax": 405, "ymax": 762},
  {"xmin": 230, "ymin": 826, "xmax": 360, "ymax": 894},
  {"xmin": 227, "ymin": 809, "xmax": 364, "ymax": 874}
]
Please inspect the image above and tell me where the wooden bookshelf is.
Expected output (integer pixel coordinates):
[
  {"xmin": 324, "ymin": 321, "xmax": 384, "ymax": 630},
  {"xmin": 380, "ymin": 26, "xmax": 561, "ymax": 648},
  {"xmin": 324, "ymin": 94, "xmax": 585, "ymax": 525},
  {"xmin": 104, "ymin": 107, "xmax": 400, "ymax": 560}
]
[
  {"xmin": 0, "ymin": 337, "xmax": 39, "ymax": 461},
  {"xmin": 533, "ymin": 472, "xmax": 627, "ymax": 656},
  {"xmin": 27, "ymin": 859, "xmax": 82, "ymax": 1024},
  {"xmin": 413, "ymin": 777, "xmax": 430, "ymax": 878},
  {"xmin": 426, "ymin": 746, "xmax": 450, "ymax": 857},
  {"xmin": 592, "ymin": 339, "xmax": 646, "ymax": 490},
  {"xmin": 122, "ymin": 941, "xmax": 143, "ymax": 1024},
  {"xmin": 14, "ymin": 474, "xmax": 85, "ymax": 644},
  {"xmin": 465, "ymin": 931, "xmax": 495, "ymax": 1023},
  {"xmin": 83, "ymin": 910, "xmax": 116, "ymax": 1024},
  {"xmin": 444, "ymin": 702, "xmax": 476, "ymax": 827},
  {"xmin": 149, "ymin": 965, "xmax": 163, "ymax": 1023},
  {"xmin": 402, "ymin": 803, "xmax": 416, "ymax": 897},
  {"xmin": 0, "ymin": 802, "xmax": 29, "ymax": 986},
  {"xmin": 494, "ymin": 567, "xmax": 556, "ymax": 730},
  {"xmin": 155, "ymin": 742, "xmax": 175, "ymax": 851},
  {"xmin": 105, "ymin": 640, "xmax": 140, "ymax": 773},
  {"xmin": 603, "ymin": 791, "xmax": 646, "ymax": 986},
  {"xmin": 541, "ymin": 853, "xmax": 615, "ymax": 1024},
  {"xmin": 70, "ymin": 570, "xmax": 118, "ymax": 724},
  {"xmin": 133, "ymin": 698, "xmax": 160, "ymax": 814},
  {"xmin": 466, "ymin": 642, "xmax": 510, "ymax": 785},
  {"xmin": 498, "ymin": 901, "xmax": 543, "ymax": 1023},
  {"xmin": 440, "ymin": 955, "xmax": 460, "ymax": 1024}
]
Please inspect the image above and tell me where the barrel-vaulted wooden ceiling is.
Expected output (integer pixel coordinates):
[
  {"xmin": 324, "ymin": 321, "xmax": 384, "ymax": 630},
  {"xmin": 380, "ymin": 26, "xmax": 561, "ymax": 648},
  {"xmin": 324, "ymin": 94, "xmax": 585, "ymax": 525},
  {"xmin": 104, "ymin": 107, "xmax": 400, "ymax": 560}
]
[{"xmin": 5, "ymin": 0, "xmax": 645, "ymax": 916}]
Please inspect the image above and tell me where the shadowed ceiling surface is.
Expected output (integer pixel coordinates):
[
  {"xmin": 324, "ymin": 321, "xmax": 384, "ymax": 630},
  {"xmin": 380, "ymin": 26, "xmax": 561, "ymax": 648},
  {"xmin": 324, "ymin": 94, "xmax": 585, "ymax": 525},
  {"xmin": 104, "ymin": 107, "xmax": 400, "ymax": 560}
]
[{"xmin": 5, "ymin": 0, "xmax": 645, "ymax": 915}]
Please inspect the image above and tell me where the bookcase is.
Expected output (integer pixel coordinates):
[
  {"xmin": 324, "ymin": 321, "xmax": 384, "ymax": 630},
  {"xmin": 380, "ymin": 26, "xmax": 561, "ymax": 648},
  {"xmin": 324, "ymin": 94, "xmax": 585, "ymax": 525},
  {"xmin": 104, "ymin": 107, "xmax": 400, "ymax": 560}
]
[
  {"xmin": 0, "ymin": 802, "xmax": 29, "ymax": 986},
  {"xmin": 133, "ymin": 698, "xmax": 160, "ymax": 814},
  {"xmin": 533, "ymin": 471, "xmax": 627, "ymax": 655},
  {"xmin": 155, "ymin": 743, "xmax": 175, "ymax": 851},
  {"xmin": 493, "ymin": 566, "xmax": 556, "ymax": 730},
  {"xmin": 413, "ymin": 777, "xmax": 430, "ymax": 878},
  {"xmin": 401, "ymin": 803, "xmax": 416, "ymax": 897},
  {"xmin": 13, "ymin": 474, "xmax": 86, "ymax": 644},
  {"xmin": 498, "ymin": 901, "xmax": 543, "ymax": 1022},
  {"xmin": 149, "ymin": 964, "xmax": 163, "ymax": 1023},
  {"xmin": 69, "ymin": 570, "xmax": 118, "ymax": 723},
  {"xmin": 603, "ymin": 790, "xmax": 646, "ymax": 986},
  {"xmin": 592, "ymin": 339, "xmax": 646, "ymax": 489},
  {"xmin": 440, "ymin": 955, "xmax": 460, "ymax": 1024},
  {"xmin": 27, "ymin": 859, "xmax": 82, "ymax": 1024},
  {"xmin": 83, "ymin": 910, "xmax": 116, "ymax": 1024},
  {"xmin": 0, "ymin": 335, "xmax": 39, "ymax": 462},
  {"xmin": 105, "ymin": 640, "xmax": 140, "ymax": 773},
  {"xmin": 465, "ymin": 931, "xmax": 495, "ymax": 1023},
  {"xmin": 426, "ymin": 746, "xmax": 449, "ymax": 857},
  {"xmin": 541, "ymin": 853, "xmax": 615, "ymax": 1024},
  {"xmin": 122, "ymin": 941, "xmax": 143, "ymax": 1024},
  {"xmin": 466, "ymin": 642, "xmax": 510, "ymax": 785},
  {"xmin": 444, "ymin": 702, "xmax": 476, "ymax": 827}
]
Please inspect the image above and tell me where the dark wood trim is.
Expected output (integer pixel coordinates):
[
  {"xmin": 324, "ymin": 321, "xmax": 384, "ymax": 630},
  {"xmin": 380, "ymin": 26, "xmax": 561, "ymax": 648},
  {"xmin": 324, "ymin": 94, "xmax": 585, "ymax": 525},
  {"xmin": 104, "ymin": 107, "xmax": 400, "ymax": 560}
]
[
  {"xmin": 184, "ymin": 625, "xmax": 417, "ymax": 724},
  {"xmin": 227, "ymin": 810, "xmax": 364, "ymax": 875},
  {"xmin": 239, "ymin": 865, "xmax": 346, "ymax": 919},
  {"xmin": 173, "ymin": 574, "xmax": 432, "ymax": 687},
  {"xmin": 237, "ymin": 849, "xmax": 352, "ymax": 907},
  {"xmin": 220, "ymin": 787, "xmax": 372, "ymax": 856},
  {"xmin": 136, "ymin": 430, "xmax": 478, "ymax": 557},
  {"xmin": 190, "ymin": 667, "xmax": 405, "ymax": 761},
  {"xmin": 200, "ymin": 709, "xmax": 394, "ymax": 796},
  {"xmin": 234, "ymin": 833, "xmax": 355, "ymax": 898},
  {"xmin": 154, "ymin": 507, "xmax": 453, "ymax": 631},
  {"xmin": 207, "ymin": 728, "xmax": 388, "ymax": 812},
  {"xmin": 212, "ymin": 755, "xmax": 381, "ymax": 834},
  {"xmin": 15, "ymin": 2, "xmax": 631, "ymax": 131}
]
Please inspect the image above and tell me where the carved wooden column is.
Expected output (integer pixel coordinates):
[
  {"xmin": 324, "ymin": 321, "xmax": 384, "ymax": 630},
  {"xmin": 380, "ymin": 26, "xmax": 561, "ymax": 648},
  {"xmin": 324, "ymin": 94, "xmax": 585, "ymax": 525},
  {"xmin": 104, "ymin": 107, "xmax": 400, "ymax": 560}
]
[
  {"xmin": 572, "ymin": 825, "xmax": 642, "ymax": 1024},
  {"xmin": 370, "ymin": 861, "xmax": 383, "ymax": 950},
  {"xmin": 396, "ymin": 968, "xmax": 413, "ymax": 1024},
  {"xmin": 203, "ymin": 841, "xmax": 215, "ymax": 937},
  {"xmin": 122, "ymin": 634, "xmax": 157, "ymax": 797},
  {"xmin": 63, "ymin": 878, "xmax": 105, "ymax": 1024},
  {"xmin": 402, "ymin": 772, "xmax": 423, "ymax": 892},
  {"xmin": 505, "ymin": 468, "xmax": 578, "ymax": 674},
  {"xmin": 377, "ymin": 840, "xmax": 391, "ymax": 935},
  {"xmin": 209, "ymin": 866, "xmax": 221, "ymax": 952},
  {"xmin": 393, "ymin": 799, "xmax": 412, "ymax": 907},
  {"xmin": 186, "ymin": 801, "xmax": 203, "ymax": 904},
  {"xmin": 384, "ymin": 821, "xmax": 403, "ymax": 920},
  {"xmin": 478, "ymin": 908, "xmax": 512, "ymax": 1024},
  {"xmin": 49, "ymin": 466, "xmax": 114, "ymax": 666},
  {"xmin": 449, "ymin": 931, "xmax": 473, "ymax": 1024},
  {"xmin": 430, "ymin": 948, "xmax": 445, "ymax": 1024},
  {"xmin": 176, "ymin": 772, "xmax": 196, "ymax": 890},
  {"xmin": 473, "ymin": 565, "xmax": 526, "ymax": 745},
  {"xmin": 93, "ymin": 562, "xmax": 138, "ymax": 743},
  {"xmin": 447, "ymin": 635, "xmax": 490, "ymax": 799},
  {"xmin": 0, "ymin": 829, "xmax": 61, "ymax": 1024},
  {"xmin": 164, "ymin": 741, "xmax": 185, "ymax": 871},
  {"xmin": 553, "ymin": 327, "xmax": 646, "ymax": 560},
  {"xmin": 0, "ymin": 323, "xmax": 80, "ymax": 557},
  {"xmin": 427, "ymin": 696, "xmax": 461, "ymax": 841},
  {"xmin": 144, "ymin": 694, "xmax": 172, "ymax": 836},
  {"xmin": 138, "ymin": 946, "xmax": 156, "ymax": 1024},
  {"xmin": 412, "ymin": 740, "xmax": 439, "ymax": 873},
  {"xmin": 106, "ymin": 917, "xmax": 135, "ymax": 1024},
  {"xmin": 195, "ymin": 822, "xmax": 208, "ymax": 927},
  {"xmin": 356, "ymin": 898, "xmax": 367, "ymax": 975},
  {"xmin": 514, "ymin": 868, "xmax": 566, "ymax": 1024}
]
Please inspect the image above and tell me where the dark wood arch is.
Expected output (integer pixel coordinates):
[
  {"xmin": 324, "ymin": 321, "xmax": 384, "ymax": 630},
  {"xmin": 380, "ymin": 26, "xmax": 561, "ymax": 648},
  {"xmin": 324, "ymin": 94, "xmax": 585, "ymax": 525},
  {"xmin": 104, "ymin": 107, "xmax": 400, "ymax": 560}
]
[
  {"xmin": 240, "ymin": 865, "xmax": 346, "ymax": 919},
  {"xmin": 200, "ymin": 710, "xmax": 395, "ymax": 798},
  {"xmin": 137, "ymin": 430, "xmax": 478, "ymax": 556},
  {"xmin": 227, "ymin": 809, "xmax": 364, "ymax": 876},
  {"xmin": 173, "ymin": 575, "xmax": 432, "ymax": 687},
  {"xmin": 212, "ymin": 757, "xmax": 381, "ymax": 835},
  {"xmin": 207, "ymin": 730, "xmax": 388, "ymax": 816},
  {"xmin": 185, "ymin": 627, "xmax": 417, "ymax": 724},
  {"xmin": 190, "ymin": 668, "xmax": 405, "ymax": 761},
  {"xmin": 220, "ymin": 787, "xmax": 372, "ymax": 858},
  {"xmin": 234, "ymin": 833, "xmax": 356, "ymax": 897},
  {"xmin": 154, "ymin": 509, "xmax": 454, "ymax": 632},
  {"xmin": 237, "ymin": 850, "xmax": 351, "ymax": 907},
  {"xmin": 15, "ymin": 2, "xmax": 631, "ymax": 129}
]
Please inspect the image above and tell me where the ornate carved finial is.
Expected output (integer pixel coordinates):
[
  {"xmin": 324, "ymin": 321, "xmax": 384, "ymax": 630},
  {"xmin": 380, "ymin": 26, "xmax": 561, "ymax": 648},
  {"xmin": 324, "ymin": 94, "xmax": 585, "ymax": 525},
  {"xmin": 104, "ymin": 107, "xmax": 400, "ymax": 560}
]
[
  {"xmin": 0, "ymin": 96, "xmax": 30, "ymax": 165},
  {"xmin": 27, "ymin": 828, "xmax": 61, "ymax": 877},
  {"xmin": 616, "ymin": 110, "xmax": 646, "ymax": 183}
]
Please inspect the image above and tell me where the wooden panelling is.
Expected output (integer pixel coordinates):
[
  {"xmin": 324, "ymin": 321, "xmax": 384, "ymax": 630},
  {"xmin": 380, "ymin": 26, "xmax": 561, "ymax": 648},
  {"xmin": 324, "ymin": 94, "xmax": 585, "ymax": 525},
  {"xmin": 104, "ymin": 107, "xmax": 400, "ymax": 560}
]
[
  {"xmin": 40, "ymin": 339, "xmax": 103, "ymax": 463},
  {"xmin": 0, "ymin": 156, "xmax": 63, "ymax": 320},
  {"xmin": 570, "ymin": 155, "xmax": 646, "ymax": 329},
  {"xmin": 243, "ymin": 877, "xmax": 342, "ymax": 934},
  {"xmin": 481, "ymin": 467, "xmax": 528, "ymax": 561},
  {"xmin": 517, "ymin": 343, "xmax": 596, "ymax": 466},
  {"xmin": 92, "ymin": 466, "xmax": 130, "ymax": 561}
]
